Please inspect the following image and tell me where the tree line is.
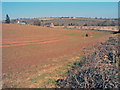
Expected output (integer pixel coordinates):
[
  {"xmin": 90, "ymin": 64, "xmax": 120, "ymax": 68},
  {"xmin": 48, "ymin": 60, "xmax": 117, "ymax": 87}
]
[{"xmin": 4, "ymin": 14, "xmax": 118, "ymax": 27}]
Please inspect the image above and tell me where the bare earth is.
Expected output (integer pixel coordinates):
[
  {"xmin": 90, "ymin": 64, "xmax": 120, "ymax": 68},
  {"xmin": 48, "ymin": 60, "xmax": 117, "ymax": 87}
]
[{"xmin": 2, "ymin": 24, "xmax": 114, "ymax": 88}]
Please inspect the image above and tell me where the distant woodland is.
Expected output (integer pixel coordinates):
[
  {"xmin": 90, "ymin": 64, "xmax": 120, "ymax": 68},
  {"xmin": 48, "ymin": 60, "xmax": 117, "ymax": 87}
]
[{"xmin": 7, "ymin": 17, "xmax": 118, "ymax": 27}]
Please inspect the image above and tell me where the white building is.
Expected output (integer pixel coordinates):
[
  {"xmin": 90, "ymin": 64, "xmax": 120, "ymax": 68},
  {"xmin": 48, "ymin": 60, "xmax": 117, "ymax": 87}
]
[{"xmin": 16, "ymin": 21, "xmax": 26, "ymax": 24}]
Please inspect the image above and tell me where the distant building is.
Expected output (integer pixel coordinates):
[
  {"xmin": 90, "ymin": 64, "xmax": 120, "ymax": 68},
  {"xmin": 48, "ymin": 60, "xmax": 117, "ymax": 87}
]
[
  {"xmin": 50, "ymin": 23, "xmax": 54, "ymax": 27},
  {"xmin": 73, "ymin": 17, "xmax": 76, "ymax": 19},
  {"xmin": 16, "ymin": 21, "xmax": 26, "ymax": 24}
]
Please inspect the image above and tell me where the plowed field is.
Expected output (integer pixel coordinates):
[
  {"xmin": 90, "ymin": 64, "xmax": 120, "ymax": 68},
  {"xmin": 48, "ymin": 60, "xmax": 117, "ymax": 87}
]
[{"xmin": 2, "ymin": 24, "xmax": 113, "ymax": 88}]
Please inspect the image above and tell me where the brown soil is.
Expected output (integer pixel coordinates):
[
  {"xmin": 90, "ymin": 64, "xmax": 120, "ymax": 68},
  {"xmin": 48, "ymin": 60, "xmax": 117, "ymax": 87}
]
[{"xmin": 2, "ymin": 24, "xmax": 113, "ymax": 88}]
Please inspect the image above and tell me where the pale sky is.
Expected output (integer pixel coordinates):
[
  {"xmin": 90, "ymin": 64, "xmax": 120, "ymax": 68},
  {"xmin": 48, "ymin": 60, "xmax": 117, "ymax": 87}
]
[
  {"xmin": 1, "ymin": 0, "xmax": 120, "ymax": 2},
  {"xmin": 1, "ymin": 0, "xmax": 119, "ymax": 20}
]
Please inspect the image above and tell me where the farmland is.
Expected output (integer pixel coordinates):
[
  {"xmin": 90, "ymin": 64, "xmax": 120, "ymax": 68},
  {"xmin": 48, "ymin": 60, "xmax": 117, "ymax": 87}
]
[
  {"xmin": 10, "ymin": 17, "xmax": 118, "ymax": 26},
  {"xmin": 2, "ymin": 23, "xmax": 115, "ymax": 88}
]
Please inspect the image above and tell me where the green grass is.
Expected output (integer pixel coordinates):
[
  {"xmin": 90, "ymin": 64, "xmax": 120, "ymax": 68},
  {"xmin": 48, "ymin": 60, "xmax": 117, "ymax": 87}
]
[
  {"xmin": 2, "ymin": 44, "xmax": 11, "ymax": 45},
  {"xmin": 21, "ymin": 57, "xmax": 82, "ymax": 88}
]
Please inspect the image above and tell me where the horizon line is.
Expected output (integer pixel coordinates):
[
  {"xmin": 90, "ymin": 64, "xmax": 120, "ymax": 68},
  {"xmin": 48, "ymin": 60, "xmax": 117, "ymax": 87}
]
[{"xmin": 2, "ymin": 16, "xmax": 118, "ymax": 20}]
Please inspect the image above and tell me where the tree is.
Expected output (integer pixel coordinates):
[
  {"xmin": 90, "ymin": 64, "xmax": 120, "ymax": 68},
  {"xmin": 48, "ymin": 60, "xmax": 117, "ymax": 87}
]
[
  {"xmin": 5, "ymin": 14, "xmax": 10, "ymax": 24},
  {"xmin": 95, "ymin": 17, "xmax": 97, "ymax": 19},
  {"xmin": 83, "ymin": 23, "xmax": 87, "ymax": 26},
  {"xmin": 33, "ymin": 19, "xmax": 41, "ymax": 26},
  {"xmin": 118, "ymin": 18, "xmax": 120, "ymax": 33}
]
